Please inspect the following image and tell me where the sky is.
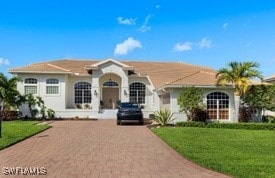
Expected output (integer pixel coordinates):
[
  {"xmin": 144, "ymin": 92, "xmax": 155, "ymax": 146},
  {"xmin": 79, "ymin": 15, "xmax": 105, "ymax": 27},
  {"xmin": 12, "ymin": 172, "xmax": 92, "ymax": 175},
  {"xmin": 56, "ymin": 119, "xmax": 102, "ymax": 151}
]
[{"xmin": 0, "ymin": 0, "xmax": 275, "ymax": 78}]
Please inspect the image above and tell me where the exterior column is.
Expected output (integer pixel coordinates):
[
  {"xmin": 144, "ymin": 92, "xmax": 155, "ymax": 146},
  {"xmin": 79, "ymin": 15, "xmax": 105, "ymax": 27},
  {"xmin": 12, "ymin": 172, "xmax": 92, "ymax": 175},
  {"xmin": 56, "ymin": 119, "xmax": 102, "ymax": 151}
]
[
  {"xmin": 233, "ymin": 95, "xmax": 240, "ymax": 123},
  {"xmin": 120, "ymin": 71, "xmax": 129, "ymax": 102},
  {"xmin": 92, "ymin": 75, "xmax": 100, "ymax": 112}
]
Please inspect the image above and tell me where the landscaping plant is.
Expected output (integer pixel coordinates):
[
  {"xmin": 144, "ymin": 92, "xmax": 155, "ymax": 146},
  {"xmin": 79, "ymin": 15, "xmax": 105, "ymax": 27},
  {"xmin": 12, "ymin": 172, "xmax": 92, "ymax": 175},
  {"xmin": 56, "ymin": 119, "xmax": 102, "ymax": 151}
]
[
  {"xmin": 177, "ymin": 86, "xmax": 205, "ymax": 121},
  {"xmin": 242, "ymin": 84, "xmax": 275, "ymax": 121},
  {"xmin": 153, "ymin": 109, "xmax": 175, "ymax": 126}
]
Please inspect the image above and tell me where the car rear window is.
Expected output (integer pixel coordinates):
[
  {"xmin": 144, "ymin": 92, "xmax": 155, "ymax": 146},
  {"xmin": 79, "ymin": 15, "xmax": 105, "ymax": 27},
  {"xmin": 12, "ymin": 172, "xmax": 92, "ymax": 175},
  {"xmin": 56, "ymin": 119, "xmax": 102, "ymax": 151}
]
[{"xmin": 120, "ymin": 103, "xmax": 139, "ymax": 109}]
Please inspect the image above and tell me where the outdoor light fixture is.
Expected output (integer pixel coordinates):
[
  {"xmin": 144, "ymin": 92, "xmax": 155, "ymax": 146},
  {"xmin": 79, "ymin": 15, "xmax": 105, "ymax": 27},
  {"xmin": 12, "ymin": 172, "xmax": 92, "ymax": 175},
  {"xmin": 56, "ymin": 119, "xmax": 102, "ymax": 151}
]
[
  {"xmin": 124, "ymin": 89, "xmax": 127, "ymax": 96},
  {"xmin": 94, "ymin": 90, "xmax": 98, "ymax": 96}
]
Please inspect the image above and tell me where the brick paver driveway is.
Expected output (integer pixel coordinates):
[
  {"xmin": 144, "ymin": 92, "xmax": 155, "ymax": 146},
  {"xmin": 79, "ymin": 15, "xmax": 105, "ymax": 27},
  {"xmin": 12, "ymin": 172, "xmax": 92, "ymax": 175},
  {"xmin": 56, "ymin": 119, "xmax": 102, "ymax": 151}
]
[{"xmin": 0, "ymin": 120, "xmax": 229, "ymax": 178}]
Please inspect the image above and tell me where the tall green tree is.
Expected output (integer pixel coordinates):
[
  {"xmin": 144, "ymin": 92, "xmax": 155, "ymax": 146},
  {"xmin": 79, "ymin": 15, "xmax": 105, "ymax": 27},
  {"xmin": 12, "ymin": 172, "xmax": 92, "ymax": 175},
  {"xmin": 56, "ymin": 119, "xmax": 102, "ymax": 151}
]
[
  {"xmin": 177, "ymin": 86, "xmax": 205, "ymax": 121},
  {"xmin": 0, "ymin": 73, "xmax": 21, "ymax": 117},
  {"xmin": 216, "ymin": 61, "xmax": 263, "ymax": 122},
  {"xmin": 242, "ymin": 84, "xmax": 275, "ymax": 121},
  {"xmin": 216, "ymin": 61, "xmax": 263, "ymax": 96}
]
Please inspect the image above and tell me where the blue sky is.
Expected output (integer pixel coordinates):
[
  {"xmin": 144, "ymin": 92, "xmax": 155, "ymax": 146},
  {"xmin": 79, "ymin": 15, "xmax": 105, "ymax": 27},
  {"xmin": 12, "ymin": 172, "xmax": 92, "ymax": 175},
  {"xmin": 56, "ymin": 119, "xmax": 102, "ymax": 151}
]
[{"xmin": 0, "ymin": 0, "xmax": 275, "ymax": 77}]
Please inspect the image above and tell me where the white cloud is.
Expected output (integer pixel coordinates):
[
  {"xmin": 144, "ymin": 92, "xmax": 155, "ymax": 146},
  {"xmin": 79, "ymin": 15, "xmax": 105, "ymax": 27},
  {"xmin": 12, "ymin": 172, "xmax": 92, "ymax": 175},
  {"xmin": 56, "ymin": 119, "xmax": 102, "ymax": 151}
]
[
  {"xmin": 114, "ymin": 37, "xmax": 142, "ymax": 56},
  {"xmin": 117, "ymin": 17, "xmax": 136, "ymax": 25},
  {"xmin": 0, "ymin": 58, "xmax": 9, "ymax": 66},
  {"xmin": 173, "ymin": 37, "xmax": 212, "ymax": 52},
  {"xmin": 155, "ymin": 5, "xmax": 160, "ymax": 9},
  {"xmin": 173, "ymin": 42, "xmax": 192, "ymax": 52},
  {"xmin": 223, "ymin": 23, "xmax": 228, "ymax": 29},
  {"xmin": 139, "ymin": 15, "xmax": 152, "ymax": 33},
  {"xmin": 198, "ymin": 37, "xmax": 212, "ymax": 48}
]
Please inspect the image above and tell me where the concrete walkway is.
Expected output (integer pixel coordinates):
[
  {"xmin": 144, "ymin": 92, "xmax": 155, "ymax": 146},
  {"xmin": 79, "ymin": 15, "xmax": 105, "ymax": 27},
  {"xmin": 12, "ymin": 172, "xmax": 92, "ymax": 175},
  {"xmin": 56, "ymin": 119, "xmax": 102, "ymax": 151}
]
[{"xmin": 0, "ymin": 120, "xmax": 230, "ymax": 178}]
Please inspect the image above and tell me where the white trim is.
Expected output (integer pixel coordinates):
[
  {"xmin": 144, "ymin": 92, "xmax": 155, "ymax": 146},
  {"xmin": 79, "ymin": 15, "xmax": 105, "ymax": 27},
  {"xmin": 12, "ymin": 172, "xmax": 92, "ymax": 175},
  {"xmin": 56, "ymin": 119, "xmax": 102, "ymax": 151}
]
[
  {"xmin": 129, "ymin": 82, "xmax": 147, "ymax": 105},
  {"xmin": 157, "ymin": 84, "xmax": 234, "ymax": 91},
  {"xmin": 87, "ymin": 58, "xmax": 133, "ymax": 69},
  {"xmin": 205, "ymin": 91, "xmax": 231, "ymax": 121},
  {"xmin": 23, "ymin": 77, "xmax": 39, "ymax": 95},
  {"xmin": 10, "ymin": 71, "xmax": 71, "ymax": 74},
  {"xmin": 45, "ymin": 78, "xmax": 61, "ymax": 96},
  {"xmin": 73, "ymin": 81, "xmax": 92, "ymax": 106}
]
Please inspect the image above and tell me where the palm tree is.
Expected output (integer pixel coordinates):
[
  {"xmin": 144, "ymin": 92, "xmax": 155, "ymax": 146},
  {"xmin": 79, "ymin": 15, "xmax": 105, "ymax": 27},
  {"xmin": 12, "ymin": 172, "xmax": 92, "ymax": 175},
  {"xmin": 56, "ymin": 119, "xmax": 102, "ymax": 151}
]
[
  {"xmin": 216, "ymin": 61, "xmax": 263, "ymax": 122},
  {"xmin": 0, "ymin": 73, "xmax": 21, "ymax": 118}
]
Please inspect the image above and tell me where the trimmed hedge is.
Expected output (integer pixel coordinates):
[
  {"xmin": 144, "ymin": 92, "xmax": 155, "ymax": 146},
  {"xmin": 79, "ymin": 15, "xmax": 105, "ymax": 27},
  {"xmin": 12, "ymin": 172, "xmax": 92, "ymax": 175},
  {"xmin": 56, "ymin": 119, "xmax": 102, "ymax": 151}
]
[{"xmin": 176, "ymin": 122, "xmax": 275, "ymax": 130}]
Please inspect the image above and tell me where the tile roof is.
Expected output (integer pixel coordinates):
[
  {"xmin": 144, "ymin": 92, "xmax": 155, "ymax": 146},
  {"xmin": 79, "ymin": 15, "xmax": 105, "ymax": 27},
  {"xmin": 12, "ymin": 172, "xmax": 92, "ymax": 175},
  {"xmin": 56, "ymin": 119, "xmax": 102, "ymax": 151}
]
[
  {"xmin": 264, "ymin": 75, "xmax": 275, "ymax": 82},
  {"xmin": 9, "ymin": 59, "xmax": 219, "ymax": 89}
]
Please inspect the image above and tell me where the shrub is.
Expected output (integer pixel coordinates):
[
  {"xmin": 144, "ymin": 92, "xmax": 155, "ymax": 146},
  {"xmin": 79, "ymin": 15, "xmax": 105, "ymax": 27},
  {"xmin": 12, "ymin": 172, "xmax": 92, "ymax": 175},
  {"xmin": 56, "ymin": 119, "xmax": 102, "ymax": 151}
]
[
  {"xmin": 176, "ymin": 121, "xmax": 275, "ymax": 130},
  {"xmin": 154, "ymin": 109, "xmax": 175, "ymax": 126},
  {"xmin": 192, "ymin": 109, "xmax": 209, "ymax": 122},
  {"xmin": 47, "ymin": 108, "xmax": 55, "ymax": 119},
  {"xmin": 263, "ymin": 115, "xmax": 275, "ymax": 123},
  {"xmin": 2, "ymin": 111, "xmax": 20, "ymax": 120},
  {"xmin": 177, "ymin": 86, "xmax": 205, "ymax": 121},
  {"xmin": 176, "ymin": 121, "xmax": 205, "ymax": 127},
  {"xmin": 238, "ymin": 106, "xmax": 252, "ymax": 122}
]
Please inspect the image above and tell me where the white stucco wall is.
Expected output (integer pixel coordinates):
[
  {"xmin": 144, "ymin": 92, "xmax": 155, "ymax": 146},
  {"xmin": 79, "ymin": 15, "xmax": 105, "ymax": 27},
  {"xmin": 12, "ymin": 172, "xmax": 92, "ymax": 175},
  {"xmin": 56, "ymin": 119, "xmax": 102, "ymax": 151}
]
[
  {"xmin": 164, "ymin": 87, "xmax": 236, "ymax": 123},
  {"xmin": 17, "ymin": 73, "xmax": 67, "ymax": 117}
]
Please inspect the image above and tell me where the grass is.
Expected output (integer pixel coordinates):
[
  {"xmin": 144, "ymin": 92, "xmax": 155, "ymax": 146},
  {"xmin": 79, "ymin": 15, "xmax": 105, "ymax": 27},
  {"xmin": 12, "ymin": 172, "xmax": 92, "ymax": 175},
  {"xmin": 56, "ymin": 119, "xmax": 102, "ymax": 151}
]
[
  {"xmin": 152, "ymin": 127, "xmax": 275, "ymax": 178},
  {"xmin": 0, "ymin": 121, "xmax": 51, "ymax": 150}
]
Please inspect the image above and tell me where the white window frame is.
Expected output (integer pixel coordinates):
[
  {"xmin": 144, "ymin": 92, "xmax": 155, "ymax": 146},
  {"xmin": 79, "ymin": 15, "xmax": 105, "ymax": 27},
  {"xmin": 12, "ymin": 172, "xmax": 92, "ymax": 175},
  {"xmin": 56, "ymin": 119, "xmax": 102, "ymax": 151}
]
[
  {"xmin": 24, "ymin": 78, "xmax": 38, "ymax": 95},
  {"xmin": 207, "ymin": 92, "xmax": 229, "ymax": 120},
  {"xmin": 129, "ymin": 82, "xmax": 146, "ymax": 104},
  {"xmin": 74, "ymin": 81, "xmax": 92, "ymax": 104},
  {"xmin": 45, "ymin": 78, "xmax": 60, "ymax": 96}
]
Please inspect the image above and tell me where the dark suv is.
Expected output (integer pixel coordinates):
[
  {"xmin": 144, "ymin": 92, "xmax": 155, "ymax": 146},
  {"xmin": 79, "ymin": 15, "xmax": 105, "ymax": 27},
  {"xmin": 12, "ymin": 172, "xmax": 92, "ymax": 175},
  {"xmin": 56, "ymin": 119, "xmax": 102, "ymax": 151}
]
[{"xmin": 117, "ymin": 102, "xmax": 144, "ymax": 125}]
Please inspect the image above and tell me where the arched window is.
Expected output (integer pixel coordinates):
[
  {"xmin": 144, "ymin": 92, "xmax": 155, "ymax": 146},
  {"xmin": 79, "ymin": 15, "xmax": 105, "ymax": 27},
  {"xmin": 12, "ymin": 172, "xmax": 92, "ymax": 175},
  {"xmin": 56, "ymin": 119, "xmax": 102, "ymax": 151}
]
[
  {"xmin": 103, "ymin": 81, "xmax": 118, "ymax": 87},
  {"xmin": 207, "ymin": 92, "xmax": 229, "ymax": 120},
  {"xmin": 25, "ymin": 78, "xmax": 37, "ymax": 84},
  {"xmin": 46, "ymin": 78, "xmax": 59, "ymax": 94},
  {"xmin": 24, "ymin": 78, "xmax": 38, "ymax": 94},
  {"xmin": 74, "ymin": 82, "xmax": 92, "ymax": 104},
  {"xmin": 129, "ymin": 82, "xmax": 146, "ymax": 104}
]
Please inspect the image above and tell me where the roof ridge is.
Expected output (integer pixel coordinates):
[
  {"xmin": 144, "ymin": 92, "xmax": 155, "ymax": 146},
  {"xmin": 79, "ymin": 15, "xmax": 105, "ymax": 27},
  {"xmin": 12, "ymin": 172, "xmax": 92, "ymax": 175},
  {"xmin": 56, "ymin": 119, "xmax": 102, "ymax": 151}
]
[
  {"xmin": 176, "ymin": 61, "xmax": 214, "ymax": 71},
  {"xmin": 166, "ymin": 70, "xmax": 216, "ymax": 86},
  {"xmin": 167, "ymin": 71, "xmax": 202, "ymax": 85},
  {"xmin": 47, "ymin": 63, "xmax": 71, "ymax": 72},
  {"xmin": 198, "ymin": 70, "xmax": 216, "ymax": 75}
]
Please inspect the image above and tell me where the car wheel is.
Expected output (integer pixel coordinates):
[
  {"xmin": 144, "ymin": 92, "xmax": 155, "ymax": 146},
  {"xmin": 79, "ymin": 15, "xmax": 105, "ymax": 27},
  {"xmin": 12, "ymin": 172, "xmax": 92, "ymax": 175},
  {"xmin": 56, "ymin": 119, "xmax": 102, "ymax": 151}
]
[
  {"xmin": 117, "ymin": 120, "xmax": 120, "ymax": 125},
  {"xmin": 139, "ymin": 121, "xmax": 144, "ymax": 125}
]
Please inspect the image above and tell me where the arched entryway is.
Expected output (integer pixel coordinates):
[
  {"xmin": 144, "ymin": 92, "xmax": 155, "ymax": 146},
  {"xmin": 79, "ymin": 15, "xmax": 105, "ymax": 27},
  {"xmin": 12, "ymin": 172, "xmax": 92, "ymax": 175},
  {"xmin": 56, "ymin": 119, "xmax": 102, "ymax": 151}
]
[
  {"xmin": 99, "ymin": 73, "xmax": 121, "ymax": 109},
  {"xmin": 102, "ymin": 81, "xmax": 119, "ymax": 109}
]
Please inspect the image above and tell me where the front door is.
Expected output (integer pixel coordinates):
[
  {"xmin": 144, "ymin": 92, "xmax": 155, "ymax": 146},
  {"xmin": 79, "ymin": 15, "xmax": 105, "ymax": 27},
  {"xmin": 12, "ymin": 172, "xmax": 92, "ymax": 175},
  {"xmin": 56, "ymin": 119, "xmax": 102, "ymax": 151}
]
[{"xmin": 102, "ymin": 88, "xmax": 119, "ymax": 109}]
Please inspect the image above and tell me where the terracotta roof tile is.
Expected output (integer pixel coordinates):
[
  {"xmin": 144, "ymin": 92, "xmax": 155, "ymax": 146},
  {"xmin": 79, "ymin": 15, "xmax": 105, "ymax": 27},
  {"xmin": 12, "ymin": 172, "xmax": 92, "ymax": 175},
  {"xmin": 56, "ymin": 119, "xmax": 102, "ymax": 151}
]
[{"xmin": 10, "ymin": 59, "xmax": 218, "ymax": 88}]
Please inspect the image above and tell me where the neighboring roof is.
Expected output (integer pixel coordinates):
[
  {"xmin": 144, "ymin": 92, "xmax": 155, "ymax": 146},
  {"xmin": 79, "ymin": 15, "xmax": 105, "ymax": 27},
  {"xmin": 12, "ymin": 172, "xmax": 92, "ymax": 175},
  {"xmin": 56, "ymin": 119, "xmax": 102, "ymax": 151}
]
[
  {"xmin": 9, "ymin": 59, "xmax": 219, "ymax": 89},
  {"xmin": 264, "ymin": 75, "xmax": 275, "ymax": 82}
]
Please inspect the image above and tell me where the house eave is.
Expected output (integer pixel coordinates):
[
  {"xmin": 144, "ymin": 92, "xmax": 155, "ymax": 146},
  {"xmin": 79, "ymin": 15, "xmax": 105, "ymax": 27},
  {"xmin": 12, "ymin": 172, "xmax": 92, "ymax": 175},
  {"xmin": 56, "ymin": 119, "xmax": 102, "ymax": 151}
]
[
  {"xmin": 9, "ymin": 71, "xmax": 72, "ymax": 74},
  {"xmin": 156, "ymin": 84, "xmax": 234, "ymax": 92}
]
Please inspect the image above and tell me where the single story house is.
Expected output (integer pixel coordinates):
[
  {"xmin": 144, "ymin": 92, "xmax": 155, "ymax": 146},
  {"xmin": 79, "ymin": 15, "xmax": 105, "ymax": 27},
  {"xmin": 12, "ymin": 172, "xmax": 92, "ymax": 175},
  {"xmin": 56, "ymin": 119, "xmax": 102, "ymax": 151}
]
[{"xmin": 9, "ymin": 58, "xmax": 237, "ymax": 122}]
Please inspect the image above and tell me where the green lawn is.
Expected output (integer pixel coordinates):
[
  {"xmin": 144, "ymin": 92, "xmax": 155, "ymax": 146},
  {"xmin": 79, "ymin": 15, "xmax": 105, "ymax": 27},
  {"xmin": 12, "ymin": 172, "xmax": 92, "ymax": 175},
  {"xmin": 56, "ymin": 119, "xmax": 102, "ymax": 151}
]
[
  {"xmin": 0, "ymin": 121, "xmax": 51, "ymax": 150},
  {"xmin": 152, "ymin": 127, "xmax": 275, "ymax": 178}
]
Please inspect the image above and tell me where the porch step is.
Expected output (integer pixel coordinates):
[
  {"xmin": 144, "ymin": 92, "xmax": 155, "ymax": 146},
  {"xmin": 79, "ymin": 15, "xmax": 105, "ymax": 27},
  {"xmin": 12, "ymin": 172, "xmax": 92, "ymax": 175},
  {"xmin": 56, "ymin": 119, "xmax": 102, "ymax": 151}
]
[{"xmin": 96, "ymin": 109, "xmax": 118, "ymax": 119}]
